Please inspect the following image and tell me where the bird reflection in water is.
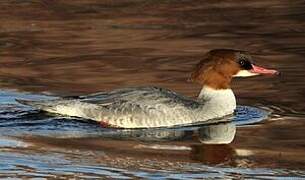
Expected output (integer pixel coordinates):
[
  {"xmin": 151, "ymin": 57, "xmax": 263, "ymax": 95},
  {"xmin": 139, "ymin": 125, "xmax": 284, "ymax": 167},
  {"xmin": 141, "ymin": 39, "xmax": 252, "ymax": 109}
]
[
  {"xmin": 191, "ymin": 122, "xmax": 236, "ymax": 165},
  {"xmin": 93, "ymin": 121, "xmax": 236, "ymax": 143},
  {"xmin": 93, "ymin": 121, "xmax": 237, "ymax": 165}
]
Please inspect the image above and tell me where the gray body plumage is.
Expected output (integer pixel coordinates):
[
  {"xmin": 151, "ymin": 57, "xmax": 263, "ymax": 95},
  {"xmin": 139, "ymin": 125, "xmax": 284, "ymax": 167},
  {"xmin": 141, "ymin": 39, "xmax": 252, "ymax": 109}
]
[{"xmin": 17, "ymin": 86, "xmax": 236, "ymax": 128}]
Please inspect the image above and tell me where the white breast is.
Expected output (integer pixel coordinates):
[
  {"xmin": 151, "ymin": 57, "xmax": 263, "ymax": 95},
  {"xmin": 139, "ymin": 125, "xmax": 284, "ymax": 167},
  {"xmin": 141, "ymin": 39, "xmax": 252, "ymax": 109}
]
[{"xmin": 197, "ymin": 86, "xmax": 236, "ymax": 120}]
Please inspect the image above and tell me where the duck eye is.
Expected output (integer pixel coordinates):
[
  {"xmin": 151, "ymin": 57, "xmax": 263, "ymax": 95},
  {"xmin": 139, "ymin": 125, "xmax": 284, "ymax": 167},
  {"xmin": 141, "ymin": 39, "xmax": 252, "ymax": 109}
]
[
  {"xmin": 239, "ymin": 59, "xmax": 245, "ymax": 66},
  {"xmin": 238, "ymin": 59, "xmax": 253, "ymax": 70}
]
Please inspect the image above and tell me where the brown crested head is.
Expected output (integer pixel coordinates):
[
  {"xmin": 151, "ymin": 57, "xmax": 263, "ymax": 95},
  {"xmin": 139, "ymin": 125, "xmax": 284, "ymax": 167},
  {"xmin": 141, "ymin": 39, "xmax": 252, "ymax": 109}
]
[
  {"xmin": 190, "ymin": 49, "xmax": 243, "ymax": 89},
  {"xmin": 190, "ymin": 49, "xmax": 279, "ymax": 89}
]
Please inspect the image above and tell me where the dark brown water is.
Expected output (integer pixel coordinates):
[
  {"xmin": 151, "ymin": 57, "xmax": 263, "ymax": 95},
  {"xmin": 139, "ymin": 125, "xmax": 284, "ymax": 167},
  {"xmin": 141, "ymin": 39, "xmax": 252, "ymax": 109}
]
[{"xmin": 0, "ymin": 0, "xmax": 305, "ymax": 179}]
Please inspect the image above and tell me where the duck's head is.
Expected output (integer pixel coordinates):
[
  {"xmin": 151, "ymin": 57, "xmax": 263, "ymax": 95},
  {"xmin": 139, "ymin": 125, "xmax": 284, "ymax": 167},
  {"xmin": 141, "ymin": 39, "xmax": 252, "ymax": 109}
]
[{"xmin": 190, "ymin": 49, "xmax": 279, "ymax": 89}]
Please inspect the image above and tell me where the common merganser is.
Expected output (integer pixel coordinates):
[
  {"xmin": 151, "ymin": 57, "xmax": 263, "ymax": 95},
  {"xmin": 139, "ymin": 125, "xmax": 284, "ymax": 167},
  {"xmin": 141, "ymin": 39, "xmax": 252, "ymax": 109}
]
[{"xmin": 17, "ymin": 49, "xmax": 279, "ymax": 128}]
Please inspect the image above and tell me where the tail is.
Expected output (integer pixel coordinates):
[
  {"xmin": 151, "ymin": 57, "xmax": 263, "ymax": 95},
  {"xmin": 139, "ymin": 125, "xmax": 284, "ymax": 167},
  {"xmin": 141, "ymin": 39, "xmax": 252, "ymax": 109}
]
[
  {"xmin": 15, "ymin": 99, "xmax": 56, "ymax": 111},
  {"xmin": 15, "ymin": 99, "xmax": 37, "ymax": 106}
]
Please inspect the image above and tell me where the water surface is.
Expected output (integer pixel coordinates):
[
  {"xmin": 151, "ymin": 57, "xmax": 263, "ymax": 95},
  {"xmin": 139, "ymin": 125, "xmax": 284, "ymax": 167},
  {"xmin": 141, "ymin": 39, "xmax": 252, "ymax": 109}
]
[{"xmin": 0, "ymin": 0, "xmax": 305, "ymax": 179}]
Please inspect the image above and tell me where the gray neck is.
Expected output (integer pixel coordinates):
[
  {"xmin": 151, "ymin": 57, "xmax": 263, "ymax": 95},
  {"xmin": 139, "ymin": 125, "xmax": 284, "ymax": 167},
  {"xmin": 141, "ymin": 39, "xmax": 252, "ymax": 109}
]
[{"xmin": 196, "ymin": 86, "xmax": 236, "ymax": 119}]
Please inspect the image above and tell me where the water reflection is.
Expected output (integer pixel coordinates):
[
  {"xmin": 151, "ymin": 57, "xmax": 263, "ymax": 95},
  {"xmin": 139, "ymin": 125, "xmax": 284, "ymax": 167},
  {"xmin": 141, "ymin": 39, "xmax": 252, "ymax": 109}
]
[
  {"xmin": 198, "ymin": 123, "xmax": 236, "ymax": 144},
  {"xmin": 191, "ymin": 144, "xmax": 235, "ymax": 165},
  {"xmin": 91, "ymin": 121, "xmax": 236, "ymax": 143}
]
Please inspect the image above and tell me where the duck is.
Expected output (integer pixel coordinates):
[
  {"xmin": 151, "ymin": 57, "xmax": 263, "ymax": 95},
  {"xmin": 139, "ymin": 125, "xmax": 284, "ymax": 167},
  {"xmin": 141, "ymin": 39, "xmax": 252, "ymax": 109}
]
[{"xmin": 16, "ymin": 49, "xmax": 279, "ymax": 129}]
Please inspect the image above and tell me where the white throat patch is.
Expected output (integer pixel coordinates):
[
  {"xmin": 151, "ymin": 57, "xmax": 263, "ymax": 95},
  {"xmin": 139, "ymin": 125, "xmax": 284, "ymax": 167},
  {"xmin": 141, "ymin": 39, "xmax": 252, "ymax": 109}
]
[{"xmin": 233, "ymin": 70, "xmax": 259, "ymax": 77}]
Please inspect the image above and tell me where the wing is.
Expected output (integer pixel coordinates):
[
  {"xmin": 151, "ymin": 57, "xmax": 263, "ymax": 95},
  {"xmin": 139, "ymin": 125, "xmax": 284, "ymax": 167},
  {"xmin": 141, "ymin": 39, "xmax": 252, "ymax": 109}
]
[
  {"xmin": 77, "ymin": 87, "xmax": 202, "ymax": 128},
  {"xmin": 79, "ymin": 86, "xmax": 200, "ymax": 110}
]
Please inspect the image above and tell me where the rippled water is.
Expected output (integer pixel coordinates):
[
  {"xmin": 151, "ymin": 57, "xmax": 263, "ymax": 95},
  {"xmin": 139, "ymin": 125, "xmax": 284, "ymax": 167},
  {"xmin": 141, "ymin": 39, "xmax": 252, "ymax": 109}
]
[{"xmin": 0, "ymin": 0, "xmax": 305, "ymax": 179}]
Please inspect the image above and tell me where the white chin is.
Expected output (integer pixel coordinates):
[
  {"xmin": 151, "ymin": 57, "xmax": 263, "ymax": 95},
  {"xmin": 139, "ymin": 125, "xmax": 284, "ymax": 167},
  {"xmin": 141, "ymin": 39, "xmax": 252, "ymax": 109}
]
[{"xmin": 233, "ymin": 70, "xmax": 259, "ymax": 77}]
